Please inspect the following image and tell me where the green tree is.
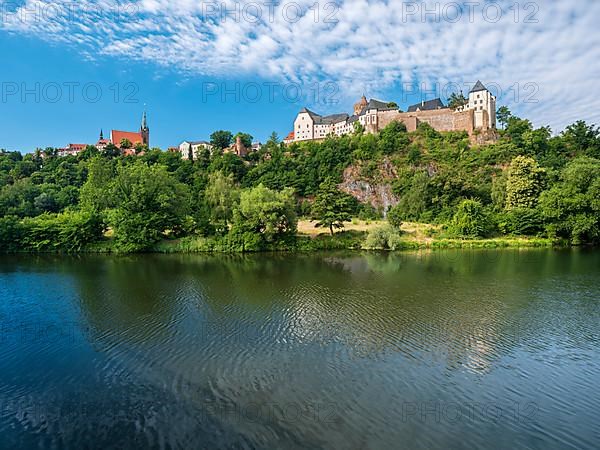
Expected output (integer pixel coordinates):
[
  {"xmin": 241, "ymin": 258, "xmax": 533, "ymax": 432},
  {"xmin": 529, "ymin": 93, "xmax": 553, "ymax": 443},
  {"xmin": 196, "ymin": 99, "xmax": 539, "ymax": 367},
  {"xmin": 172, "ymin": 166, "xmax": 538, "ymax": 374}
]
[
  {"xmin": 561, "ymin": 121, "xmax": 600, "ymax": 158},
  {"xmin": 232, "ymin": 184, "xmax": 297, "ymax": 250},
  {"xmin": 496, "ymin": 106, "xmax": 512, "ymax": 130},
  {"xmin": 110, "ymin": 162, "xmax": 190, "ymax": 251},
  {"xmin": 204, "ymin": 171, "xmax": 240, "ymax": 234},
  {"xmin": 449, "ymin": 199, "xmax": 490, "ymax": 238},
  {"xmin": 311, "ymin": 177, "xmax": 354, "ymax": 235},
  {"xmin": 79, "ymin": 157, "xmax": 116, "ymax": 214},
  {"xmin": 448, "ymin": 92, "xmax": 468, "ymax": 110},
  {"xmin": 539, "ymin": 156, "xmax": 600, "ymax": 244},
  {"xmin": 505, "ymin": 117, "xmax": 533, "ymax": 147},
  {"xmin": 210, "ymin": 130, "xmax": 233, "ymax": 150},
  {"xmin": 120, "ymin": 138, "xmax": 133, "ymax": 149},
  {"xmin": 505, "ymin": 156, "xmax": 545, "ymax": 210}
]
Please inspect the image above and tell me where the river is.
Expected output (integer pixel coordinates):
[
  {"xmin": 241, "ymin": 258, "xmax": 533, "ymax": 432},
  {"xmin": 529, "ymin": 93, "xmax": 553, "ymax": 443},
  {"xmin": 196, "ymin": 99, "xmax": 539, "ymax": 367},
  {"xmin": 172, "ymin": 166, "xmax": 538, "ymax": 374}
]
[{"xmin": 1, "ymin": 250, "xmax": 599, "ymax": 449}]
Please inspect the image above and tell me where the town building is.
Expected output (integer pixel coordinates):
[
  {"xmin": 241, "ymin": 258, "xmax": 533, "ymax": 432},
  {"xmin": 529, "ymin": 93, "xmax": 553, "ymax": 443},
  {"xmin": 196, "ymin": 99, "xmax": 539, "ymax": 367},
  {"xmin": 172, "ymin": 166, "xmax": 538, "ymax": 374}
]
[
  {"xmin": 179, "ymin": 140, "xmax": 213, "ymax": 160},
  {"xmin": 58, "ymin": 111, "xmax": 150, "ymax": 156},
  {"xmin": 57, "ymin": 143, "xmax": 87, "ymax": 157},
  {"xmin": 287, "ymin": 81, "xmax": 496, "ymax": 143}
]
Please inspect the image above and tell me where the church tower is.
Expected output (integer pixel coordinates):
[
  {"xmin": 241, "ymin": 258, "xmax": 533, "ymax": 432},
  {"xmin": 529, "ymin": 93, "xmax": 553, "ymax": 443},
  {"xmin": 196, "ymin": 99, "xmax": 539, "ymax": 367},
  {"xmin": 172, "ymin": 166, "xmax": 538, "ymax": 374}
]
[{"xmin": 140, "ymin": 110, "xmax": 150, "ymax": 146}]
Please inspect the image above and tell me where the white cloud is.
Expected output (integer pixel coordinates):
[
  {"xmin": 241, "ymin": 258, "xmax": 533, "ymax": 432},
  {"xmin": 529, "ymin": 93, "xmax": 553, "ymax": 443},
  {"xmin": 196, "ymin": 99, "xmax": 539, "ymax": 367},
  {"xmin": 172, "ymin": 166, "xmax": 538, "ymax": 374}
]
[{"xmin": 2, "ymin": 0, "xmax": 599, "ymax": 132}]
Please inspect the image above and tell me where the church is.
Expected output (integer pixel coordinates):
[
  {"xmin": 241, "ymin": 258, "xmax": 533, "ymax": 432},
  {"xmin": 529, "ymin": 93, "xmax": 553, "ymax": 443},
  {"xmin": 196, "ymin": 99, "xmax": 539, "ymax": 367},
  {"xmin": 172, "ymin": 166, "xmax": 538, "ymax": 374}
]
[
  {"xmin": 58, "ymin": 111, "xmax": 150, "ymax": 157},
  {"xmin": 96, "ymin": 111, "xmax": 150, "ymax": 154}
]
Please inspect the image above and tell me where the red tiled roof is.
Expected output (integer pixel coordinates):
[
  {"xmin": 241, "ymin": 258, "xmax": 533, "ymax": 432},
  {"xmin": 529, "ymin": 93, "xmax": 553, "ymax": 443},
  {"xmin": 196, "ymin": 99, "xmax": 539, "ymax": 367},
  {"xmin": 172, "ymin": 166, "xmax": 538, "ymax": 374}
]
[
  {"xmin": 111, "ymin": 130, "xmax": 143, "ymax": 147},
  {"xmin": 283, "ymin": 131, "xmax": 294, "ymax": 142},
  {"xmin": 68, "ymin": 143, "xmax": 87, "ymax": 150}
]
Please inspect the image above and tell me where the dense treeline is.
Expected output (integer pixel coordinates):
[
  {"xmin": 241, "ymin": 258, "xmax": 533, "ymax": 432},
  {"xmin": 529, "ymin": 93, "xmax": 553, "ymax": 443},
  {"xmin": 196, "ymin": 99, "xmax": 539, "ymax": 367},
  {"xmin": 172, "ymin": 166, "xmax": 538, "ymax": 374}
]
[{"xmin": 1, "ymin": 110, "xmax": 599, "ymax": 253}]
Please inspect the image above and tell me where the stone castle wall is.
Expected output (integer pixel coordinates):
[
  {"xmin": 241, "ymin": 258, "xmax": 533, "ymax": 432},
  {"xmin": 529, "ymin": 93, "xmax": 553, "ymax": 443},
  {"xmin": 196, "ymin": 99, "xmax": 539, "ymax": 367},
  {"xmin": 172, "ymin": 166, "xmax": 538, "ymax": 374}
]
[{"xmin": 377, "ymin": 109, "xmax": 475, "ymax": 134}]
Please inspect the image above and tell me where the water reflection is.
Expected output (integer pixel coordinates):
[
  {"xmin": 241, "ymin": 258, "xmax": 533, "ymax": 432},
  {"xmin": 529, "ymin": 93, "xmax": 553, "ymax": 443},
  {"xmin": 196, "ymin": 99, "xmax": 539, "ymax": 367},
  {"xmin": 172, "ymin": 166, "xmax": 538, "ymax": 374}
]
[{"xmin": 0, "ymin": 250, "xmax": 599, "ymax": 449}]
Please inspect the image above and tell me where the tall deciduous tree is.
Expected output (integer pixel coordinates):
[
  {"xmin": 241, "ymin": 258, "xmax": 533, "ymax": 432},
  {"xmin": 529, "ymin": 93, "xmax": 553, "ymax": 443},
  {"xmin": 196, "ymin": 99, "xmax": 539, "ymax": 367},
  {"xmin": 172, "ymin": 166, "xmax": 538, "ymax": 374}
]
[
  {"xmin": 204, "ymin": 171, "xmax": 240, "ymax": 234},
  {"xmin": 311, "ymin": 177, "xmax": 354, "ymax": 235},
  {"xmin": 210, "ymin": 130, "xmax": 233, "ymax": 150},
  {"xmin": 110, "ymin": 162, "xmax": 190, "ymax": 251},
  {"xmin": 496, "ymin": 106, "xmax": 512, "ymax": 130},
  {"xmin": 232, "ymin": 184, "xmax": 297, "ymax": 248},
  {"xmin": 505, "ymin": 156, "xmax": 545, "ymax": 210}
]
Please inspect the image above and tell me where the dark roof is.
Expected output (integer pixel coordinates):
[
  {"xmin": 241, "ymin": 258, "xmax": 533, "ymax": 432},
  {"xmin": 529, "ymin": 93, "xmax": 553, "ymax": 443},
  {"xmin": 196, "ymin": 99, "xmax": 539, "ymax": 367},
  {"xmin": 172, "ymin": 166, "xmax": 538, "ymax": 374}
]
[
  {"xmin": 470, "ymin": 80, "xmax": 488, "ymax": 94},
  {"xmin": 299, "ymin": 108, "xmax": 348, "ymax": 124},
  {"xmin": 358, "ymin": 99, "xmax": 398, "ymax": 115},
  {"xmin": 348, "ymin": 115, "xmax": 360, "ymax": 123},
  {"xmin": 407, "ymin": 98, "xmax": 446, "ymax": 112},
  {"xmin": 320, "ymin": 113, "xmax": 349, "ymax": 124}
]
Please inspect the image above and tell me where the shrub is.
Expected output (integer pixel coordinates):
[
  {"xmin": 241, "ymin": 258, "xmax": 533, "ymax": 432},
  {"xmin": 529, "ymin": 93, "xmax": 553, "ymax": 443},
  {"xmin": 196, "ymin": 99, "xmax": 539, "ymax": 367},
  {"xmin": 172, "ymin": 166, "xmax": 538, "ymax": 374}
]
[
  {"xmin": 448, "ymin": 199, "xmax": 491, "ymax": 238},
  {"xmin": 363, "ymin": 225, "xmax": 403, "ymax": 250}
]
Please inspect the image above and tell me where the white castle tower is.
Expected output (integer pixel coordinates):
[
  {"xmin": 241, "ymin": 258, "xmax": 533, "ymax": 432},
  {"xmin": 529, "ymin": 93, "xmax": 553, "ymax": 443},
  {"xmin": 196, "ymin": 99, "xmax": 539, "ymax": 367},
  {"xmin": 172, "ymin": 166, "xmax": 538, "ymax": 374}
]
[{"xmin": 465, "ymin": 81, "xmax": 496, "ymax": 129}]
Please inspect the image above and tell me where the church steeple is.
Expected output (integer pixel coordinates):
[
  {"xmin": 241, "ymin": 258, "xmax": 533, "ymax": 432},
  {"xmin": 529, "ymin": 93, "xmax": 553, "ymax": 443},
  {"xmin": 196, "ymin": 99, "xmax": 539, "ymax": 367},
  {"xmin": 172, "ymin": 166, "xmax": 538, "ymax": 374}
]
[
  {"xmin": 141, "ymin": 110, "xmax": 148, "ymax": 131},
  {"xmin": 99, "ymin": 129, "xmax": 104, "ymax": 140},
  {"xmin": 140, "ymin": 109, "xmax": 150, "ymax": 146}
]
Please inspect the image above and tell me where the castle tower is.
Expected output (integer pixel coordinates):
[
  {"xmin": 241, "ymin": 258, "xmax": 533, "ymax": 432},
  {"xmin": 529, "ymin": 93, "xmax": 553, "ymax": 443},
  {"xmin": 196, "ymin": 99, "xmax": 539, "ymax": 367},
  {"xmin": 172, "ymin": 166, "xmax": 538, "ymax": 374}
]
[
  {"xmin": 354, "ymin": 94, "xmax": 368, "ymax": 115},
  {"xmin": 140, "ymin": 110, "xmax": 150, "ymax": 146},
  {"xmin": 467, "ymin": 81, "xmax": 496, "ymax": 129}
]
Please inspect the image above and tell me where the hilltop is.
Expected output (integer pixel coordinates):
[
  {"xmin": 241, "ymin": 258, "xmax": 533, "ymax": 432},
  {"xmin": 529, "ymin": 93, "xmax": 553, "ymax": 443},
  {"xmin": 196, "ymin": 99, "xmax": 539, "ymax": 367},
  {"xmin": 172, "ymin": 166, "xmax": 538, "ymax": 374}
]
[{"xmin": 1, "ymin": 112, "xmax": 599, "ymax": 253}]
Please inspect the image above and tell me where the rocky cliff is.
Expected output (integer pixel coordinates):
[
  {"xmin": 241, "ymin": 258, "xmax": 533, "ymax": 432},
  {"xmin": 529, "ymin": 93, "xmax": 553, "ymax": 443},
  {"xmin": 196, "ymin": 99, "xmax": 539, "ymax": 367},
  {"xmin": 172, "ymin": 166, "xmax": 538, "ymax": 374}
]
[{"xmin": 338, "ymin": 158, "xmax": 399, "ymax": 216}]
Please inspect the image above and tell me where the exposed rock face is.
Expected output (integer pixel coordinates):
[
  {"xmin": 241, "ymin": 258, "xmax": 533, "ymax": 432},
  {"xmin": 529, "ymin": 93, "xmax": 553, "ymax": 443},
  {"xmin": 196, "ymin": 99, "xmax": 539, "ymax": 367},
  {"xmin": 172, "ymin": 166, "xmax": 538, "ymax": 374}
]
[
  {"xmin": 470, "ymin": 128, "xmax": 500, "ymax": 145},
  {"xmin": 338, "ymin": 158, "xmax": 399, "ymax": 216}
]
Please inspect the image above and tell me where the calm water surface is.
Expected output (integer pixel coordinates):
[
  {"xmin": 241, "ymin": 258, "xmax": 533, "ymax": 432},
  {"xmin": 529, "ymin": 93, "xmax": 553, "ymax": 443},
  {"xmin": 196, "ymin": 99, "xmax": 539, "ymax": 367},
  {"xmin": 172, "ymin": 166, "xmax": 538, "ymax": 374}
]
[{"xmin": 1, "ymin": 250, "xmax": 599, "ymax": 449}]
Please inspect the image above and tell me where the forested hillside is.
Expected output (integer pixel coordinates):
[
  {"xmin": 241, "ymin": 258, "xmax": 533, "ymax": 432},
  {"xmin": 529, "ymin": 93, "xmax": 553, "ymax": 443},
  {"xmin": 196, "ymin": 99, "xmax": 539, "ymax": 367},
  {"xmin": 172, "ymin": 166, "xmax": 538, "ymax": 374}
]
[{"xmin": 1, "ymin": 112, "xmax": 599, "ymax": 252}]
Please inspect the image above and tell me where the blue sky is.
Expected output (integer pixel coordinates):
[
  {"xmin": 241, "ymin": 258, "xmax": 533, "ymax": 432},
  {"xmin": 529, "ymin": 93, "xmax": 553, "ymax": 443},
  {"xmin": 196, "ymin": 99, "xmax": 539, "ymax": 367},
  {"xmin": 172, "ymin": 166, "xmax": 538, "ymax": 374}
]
[{"xmin": 1, "ymin": 0, "xmax": 599, "ymax": 152}]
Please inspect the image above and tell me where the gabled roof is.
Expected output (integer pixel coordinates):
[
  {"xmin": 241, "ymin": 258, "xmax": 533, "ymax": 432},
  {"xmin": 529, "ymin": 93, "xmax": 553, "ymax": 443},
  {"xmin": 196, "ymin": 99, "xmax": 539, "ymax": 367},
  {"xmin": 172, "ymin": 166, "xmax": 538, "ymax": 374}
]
[
  {"xmin": 407, "ymin": 98, "xmax": 446, "ymax": 112},
  {"xmin": 470, "ymin": 80, "xmax": 488, "ymax": 94},
  {"xmin": 358, "ymin": 99, "xmax": 398, "ymax": 115},
  {"xmin": 111, "ymin": 130, "xmax": 144, "ymax": 146},
  {"xmin": 320, "ymin": 113, "xmax": 349, "ymax": 124},
  {"xmin": 299, "ymin": 108, "xmax": 348, "ymax": 125}
]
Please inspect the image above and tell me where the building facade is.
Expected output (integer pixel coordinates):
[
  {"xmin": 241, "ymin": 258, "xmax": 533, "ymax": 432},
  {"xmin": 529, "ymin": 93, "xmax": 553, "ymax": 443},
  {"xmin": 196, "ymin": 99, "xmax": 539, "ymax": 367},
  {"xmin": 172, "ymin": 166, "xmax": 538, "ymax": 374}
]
[
  {"xmin": 288, "ymin": 81, "xmax": 496, "ymax": 143},
  {"xmin": 179, "ymin": 140, "xmax": 213, "ymax": 160}
]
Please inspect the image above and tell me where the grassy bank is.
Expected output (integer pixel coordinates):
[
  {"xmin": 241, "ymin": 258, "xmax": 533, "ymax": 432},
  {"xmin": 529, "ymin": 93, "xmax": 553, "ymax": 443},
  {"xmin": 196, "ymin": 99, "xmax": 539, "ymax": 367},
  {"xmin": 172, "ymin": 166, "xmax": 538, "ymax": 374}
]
[{"xmin": 144, "ymin": 220, "xmax": 557, "ymax": 254}]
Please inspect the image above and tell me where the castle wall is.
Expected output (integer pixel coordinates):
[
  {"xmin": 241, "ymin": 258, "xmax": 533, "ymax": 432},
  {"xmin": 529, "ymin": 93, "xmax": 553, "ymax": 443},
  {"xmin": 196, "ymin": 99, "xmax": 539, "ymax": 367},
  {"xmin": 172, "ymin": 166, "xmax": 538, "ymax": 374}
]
[{"xmin": 377, "ymin": 109, "xmax": 474, "ymax": 134}]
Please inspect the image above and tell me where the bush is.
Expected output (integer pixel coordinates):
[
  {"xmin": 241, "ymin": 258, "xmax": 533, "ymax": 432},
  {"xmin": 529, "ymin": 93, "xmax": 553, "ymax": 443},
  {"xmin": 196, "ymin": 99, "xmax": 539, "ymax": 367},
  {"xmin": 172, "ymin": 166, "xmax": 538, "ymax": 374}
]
[
  {"xmin": 387, "ymin": 204, "xmax": 403, "ymax": 229},
  {"xmin": 19, "ymin": 211, "xmax": 103, "ymax": 252},
  {"xmin": 0, "ymin": 215, "xmax": 24, "ymax": 252},
  {"xmin": 496, "ymin": 207, "xmax": 544, "ymax": 236},
  {"xmin": 448, "ymin": 199, "xmax": 491, "ymax": 238},
  {"xmin": 363, "ymin": 225, "xmax": 403, "ymax": 250}
]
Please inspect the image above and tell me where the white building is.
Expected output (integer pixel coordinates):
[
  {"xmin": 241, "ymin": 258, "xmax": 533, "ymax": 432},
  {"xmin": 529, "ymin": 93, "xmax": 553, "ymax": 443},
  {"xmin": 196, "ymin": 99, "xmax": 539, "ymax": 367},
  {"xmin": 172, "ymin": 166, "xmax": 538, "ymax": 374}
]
[
  {"xmin": 456, "ymin": 81, "xmax": 497, "ymax": 129},
  {"xmin": 179, "ymin": 140, "xmax": 213, "ymax": 160}
]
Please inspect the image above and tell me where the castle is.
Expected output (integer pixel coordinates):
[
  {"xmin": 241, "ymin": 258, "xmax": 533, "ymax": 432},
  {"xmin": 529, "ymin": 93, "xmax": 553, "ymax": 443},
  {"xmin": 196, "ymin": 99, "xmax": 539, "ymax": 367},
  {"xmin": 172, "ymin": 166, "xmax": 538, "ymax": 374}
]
[{"xmin": 287, "ymin": 81, "xmax": 496, "ymax": 143}]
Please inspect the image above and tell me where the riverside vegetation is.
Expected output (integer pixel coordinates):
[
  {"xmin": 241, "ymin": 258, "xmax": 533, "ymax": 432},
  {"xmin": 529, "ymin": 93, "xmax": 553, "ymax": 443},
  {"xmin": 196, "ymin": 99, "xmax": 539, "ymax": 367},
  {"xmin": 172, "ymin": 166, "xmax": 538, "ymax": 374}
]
[{"xmin": 1, "ymin": 110, "xmax": 599, "ymax": 253}]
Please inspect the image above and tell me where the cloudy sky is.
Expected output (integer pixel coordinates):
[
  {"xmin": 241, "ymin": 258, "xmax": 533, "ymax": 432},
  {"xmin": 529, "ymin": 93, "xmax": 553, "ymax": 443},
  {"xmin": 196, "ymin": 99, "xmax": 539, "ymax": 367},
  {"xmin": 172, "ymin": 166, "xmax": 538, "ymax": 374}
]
[{"xmin": 1, "ymin": 0, "xmax": 599, "ymax": 150}]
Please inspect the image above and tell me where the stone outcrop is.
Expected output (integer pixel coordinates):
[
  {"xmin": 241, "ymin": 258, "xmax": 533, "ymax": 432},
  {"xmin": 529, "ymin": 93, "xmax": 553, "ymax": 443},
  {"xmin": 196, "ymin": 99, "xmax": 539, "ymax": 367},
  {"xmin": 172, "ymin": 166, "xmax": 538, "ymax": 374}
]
[{"xmin": 338, "ymin": 158, "xmax": 399, "ymax": 216}]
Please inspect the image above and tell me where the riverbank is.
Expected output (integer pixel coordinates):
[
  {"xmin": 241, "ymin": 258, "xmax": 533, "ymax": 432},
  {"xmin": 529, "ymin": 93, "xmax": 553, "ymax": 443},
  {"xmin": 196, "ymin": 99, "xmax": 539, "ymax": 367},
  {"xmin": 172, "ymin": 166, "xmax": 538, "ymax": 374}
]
[
  {"xmin": 2, "ymin": 220, "xmax": 562, "ymax": 255},
  {"xmin": 148, "ymin": 220, "xmax": 557, "ymax": 254}
]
